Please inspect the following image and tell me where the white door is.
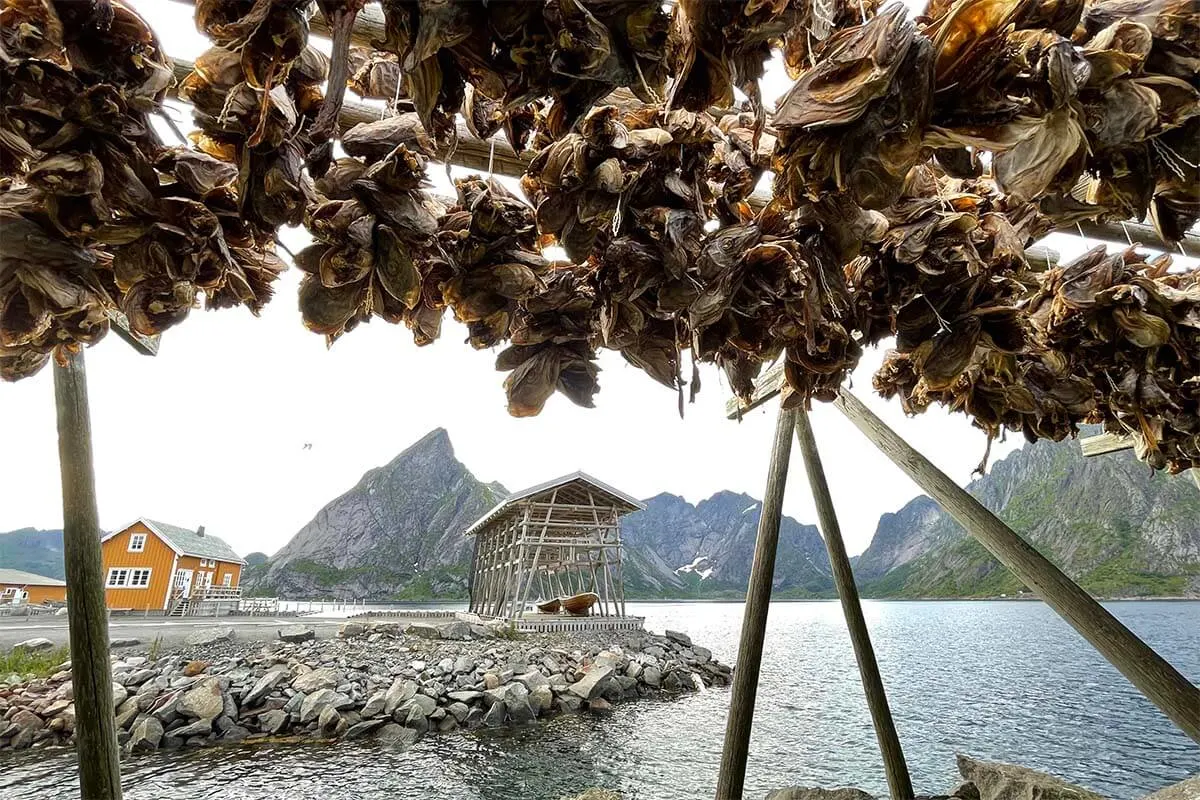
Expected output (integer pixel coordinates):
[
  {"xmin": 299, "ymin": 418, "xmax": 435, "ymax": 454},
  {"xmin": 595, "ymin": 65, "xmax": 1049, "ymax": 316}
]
[{"xmin": 173, "ymin": 569, "xmax": 193, "ymax": 599}]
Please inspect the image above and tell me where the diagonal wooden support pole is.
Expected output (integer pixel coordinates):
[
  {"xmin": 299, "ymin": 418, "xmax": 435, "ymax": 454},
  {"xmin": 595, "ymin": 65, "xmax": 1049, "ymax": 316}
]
[
  {"xmin": 793, "ymin": 408, "xmax": 914, "ymax": 800},
  {"xmin": 832, "ymin": 388, "xmax": 1200, "ymax": 743},
  {"xmin": 716, "ymin": 403, "xmax": 797, "ymax": 800}
]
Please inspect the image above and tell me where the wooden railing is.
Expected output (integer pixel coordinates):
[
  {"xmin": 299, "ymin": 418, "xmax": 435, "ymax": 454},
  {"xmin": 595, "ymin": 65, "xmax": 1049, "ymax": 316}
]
[{"xmin": 193, "ymin": 586, "xmax": 242, "ymax": 601}]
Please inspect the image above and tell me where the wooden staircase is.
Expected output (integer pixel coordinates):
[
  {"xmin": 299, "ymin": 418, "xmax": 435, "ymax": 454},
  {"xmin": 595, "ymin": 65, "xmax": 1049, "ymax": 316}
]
[{"xmin": 168, "ymin": 593, "xmax": 189, "ymax": 617}]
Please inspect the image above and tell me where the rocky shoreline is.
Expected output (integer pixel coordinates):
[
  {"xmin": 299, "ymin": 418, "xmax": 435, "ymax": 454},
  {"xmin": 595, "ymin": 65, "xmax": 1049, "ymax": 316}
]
[{"xmin": 0, "ymin": 619, "xmax": 730, "ymax": 754}]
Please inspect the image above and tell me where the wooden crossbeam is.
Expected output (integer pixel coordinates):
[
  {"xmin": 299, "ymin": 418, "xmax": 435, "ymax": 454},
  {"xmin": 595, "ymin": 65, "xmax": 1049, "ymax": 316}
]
[
  {"xmin": 726, "ymin": 361, "xmax": 786, "ymax": 419},
  {"xmin": 1080, "ymin": 432, "xmax": 1135, "ymax": 457}
]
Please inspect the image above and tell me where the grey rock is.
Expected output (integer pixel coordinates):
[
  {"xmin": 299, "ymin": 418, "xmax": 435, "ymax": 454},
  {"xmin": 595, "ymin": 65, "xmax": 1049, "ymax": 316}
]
[
  {"xmin": 454, "ymin": 656, "xmax": 476, "ymax": 674},
  {"xmin": 376, "ymin": 722, "xmax": 419, "ymax": 749},
  {"xmin": 446, "ymin": 702, "xmax": 470, "ymax": 723},
  {"xmin": 409, "ymin": 693, "xmax": 437, "ymax": 716},
  {"xmin": 360, "ymin": 690, "xmax": 388, "ymax": 718},
  {"xmin": 178, "ymin": 678, "xmax": 224, "ymax": 720},
  {"xmin": 691, "ymin": 646, "xmax": 712, "ymax": 662},
  {"xmin": 956, "ymin": 755, "xmax": 1105, "ymax": 800},
  {"xmin": 11, "ymin": 638, "xmax": 55, "ymax": 654},
  {"xmin": 278, "ymin": 625, "xmax": 315, "ymax": 643},
  {"xmin": 529, "ymin": 686, "xmax": 553, "ymax": 715},
  {"xmin": 129, "ymin": 716, "xmax": 164, "ymax": 752},
  {"xmin": 338, "ymin": 623, "xmax": 365, "ymax": 639},
  {"xmin": 950, "ymin": 782, "xmax": 980, "ymax": 800},
  {"xmin": 299, "ymin": 689, "xmax": 340, "ymax": 723},
  {"xmin": 642, "ymin": 666, "xmax": 662, "ymax": 688},
  {"xmin": 221, "ymin": 725, "xmax": 250, "ymax": 742},
  {"xmin": 765, "ymin": 790, "xmax": 875, "ymax": 800},
  {"xmin": 259, "ymin": 709, "xmax": 289, "ymax": 735},
  {"xmin": 482, "ymin": 700, "xmax": 507, "ymax": 728},
  {"xmin": 664, "ymin": 630, "xmax": 692, "ymax": 647},
  {"xmin": 438, "ymin": 621, "xmax": 471, "ymax": 640},
  {"xmin": 447, "ymin": 690, "xmax": 482, "ymax": 704},
  {"xmin": 244, "ymin": 667, "xmax": 289, "ymax": 706},
  {"xmin": 114, "ymin": 702, "xmax": 140, "ymax": 731},
  {"xmin": 400, "ymin": 704, "xmax": 429, "ymax": 733},
  {"xmin": 515, "ymin": 671, "xmax": 550, "ymax": 691},
  {"xmin": 110, "ymin": 638, "xmax": 141, "ymax": 648},
  {"xmin": 404, "ymin": 623, "xmax": 443, "ymax": 640},
  {"xmin": 317, "ymin": 705, "xmax": 343, "ymax": 734},
  {"xmin": 569, "ymin": 665, "xmax": 614, "ymax": 700},
  {"xmin": 111, "ymin": 683, "xmax": 129, "ymax": 709},
  {"xmin": 184, "ymin": 628, "xmax": 234, "ymax": 647},
  {"xmin": 556, "ymin": 694, "xmax": 583, "ymax": 714},
  {"xmin": 1140, "ymin": 776, "xmax": 1200, "ymax": 800},
  {"xmin": 292, "ymin": 668, "xmax": 339, "ymax": 693},
  {"xmin": 345, "ymin": 718, "xmax": 385, "ymax": 739},
  {"xmin": 173, "ymin": 719, "xmax": 213, "ymax": 738},
  {"xmin": 588, "ymin": 697, "xmax": 613, "ymax": 713},
  {"xmin": 383, "ymin": 678, "xmax": 419, "ymax": 715}
]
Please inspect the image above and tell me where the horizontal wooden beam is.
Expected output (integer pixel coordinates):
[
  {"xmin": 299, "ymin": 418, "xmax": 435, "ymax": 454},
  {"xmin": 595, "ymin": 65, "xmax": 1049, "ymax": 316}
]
[
  {"xmin": 726, "ymin": 360, "xmax": 786, "ymax": 420},
  {"xmin": 1080, "ymin": 432, "xmax": 1135, "ymax": 457}
]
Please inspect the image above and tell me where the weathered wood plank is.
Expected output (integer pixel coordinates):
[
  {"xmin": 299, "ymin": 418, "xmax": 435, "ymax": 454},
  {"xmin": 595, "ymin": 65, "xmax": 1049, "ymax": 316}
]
[
  {"xmin": 832, "ymin": 388, "xmax": 1200, "ymax": 744},
  {"xmin": 1080, "ymin": 432, "xmax": 1135, "ymax": 457},
  {"xmin": 794, "ymin": 408, "xmax": 913, "ymax": 800},
  {"xmin": 717, "ymin": 402, "xmax": 797, "ymax": 798},
  {"xmin": 53, "ymin": 350, "xmax": 123, "ymax": 800}
]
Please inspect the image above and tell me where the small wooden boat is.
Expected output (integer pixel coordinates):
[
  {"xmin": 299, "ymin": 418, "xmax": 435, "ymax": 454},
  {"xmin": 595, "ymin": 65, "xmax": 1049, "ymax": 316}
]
[
  {"xmin": 561, "ymin": 592, "xmax": 600, "ymax": 616},
  {"xmin": 536, "ymin": 597, "xmax": 561, "ymax": 614}
]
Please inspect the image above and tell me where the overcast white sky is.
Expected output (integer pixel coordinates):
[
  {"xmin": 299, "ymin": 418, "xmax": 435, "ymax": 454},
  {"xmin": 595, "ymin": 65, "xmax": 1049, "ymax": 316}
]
[{"xmin": 0, "ymin": 0, "xmax": 1177, "ymax": 559}]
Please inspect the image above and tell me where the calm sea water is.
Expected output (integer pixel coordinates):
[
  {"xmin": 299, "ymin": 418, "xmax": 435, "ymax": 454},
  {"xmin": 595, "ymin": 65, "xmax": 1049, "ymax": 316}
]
[{"xmin": 5, "ymin": 601, "xmax": 1198, "ymax": 800}]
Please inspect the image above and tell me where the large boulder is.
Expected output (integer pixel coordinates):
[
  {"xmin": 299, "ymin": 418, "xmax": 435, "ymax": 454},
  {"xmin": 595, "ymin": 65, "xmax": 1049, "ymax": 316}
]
[
  {"xmin": 569, "ymin": 665, "xmax": 615, "ymax": 700},
  {"xmin": 383, "ymin": 678, "xmax": 419, "ymax": 715},
  {"xmin": 292, "ymin": 668, "xmax": 339, "ymax": 693},
  {"xmin": 11, "ymin": 637, "xmax": 55, "ymax": 654},
  {"xmin": 278, "ymin": 625, "xmax": 315, "ymax": 643},
  {"xmin": 957, "ymin": 755, "xmax": 1106, "ymax": 800},
  {"xmin": 299, "ymin": 689, "xmax": 342, "ymax": 724},
  {"xmin": 244, "ymin": 666, "xmax": 289, "ymax": 706},
  {"xmin": 259, "ymin": 709, "xmax": 289, "ymax": 735},
  {"xmin": 404, "ymin": 623, "xmax": 442, "ymax": 639},
  {"xmin": 184, "ymin": 628, "xmax": 234, "ymax": 647},
  {"xmin": 178, "ymin": 677, "xmax": 225, "ymax": 720},
  {"xmin": 1141, "ymin": 776, "xmax": 1200, "ymax": 800},
  {"xmin": 376, "ymin": 722, "xmax": 419, "ymax": 749},
  {"xmin": 173, "ymin": 718, "xmax": 213, "ymax": 738},
  {"xmin": 664, "ymin": 630, "xmax": 692, "ymax": 647},
  {"xmin": 360, "ymin": 690, "xmax": 388, "ymax": 718},
  {"xmin": 765, "ymin": 790, "xmax": 875, "ymax": 800},
  {"xmin": 437, "ymin": 621, "xmax": 471, "ymax": 640},
  {"xmin": 129, "ymin": 716, "xmax": 164, "ymax": 752}
]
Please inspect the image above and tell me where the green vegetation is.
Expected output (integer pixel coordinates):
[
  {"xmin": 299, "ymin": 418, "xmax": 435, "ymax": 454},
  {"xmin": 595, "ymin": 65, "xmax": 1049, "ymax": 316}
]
[
  {"xmin": 0, "ymin": 646, "xmax": 70, "ymax": 680},
  {"xmin": 1080, "ymin": 551, "xmax": 1190, "ymax": 597}
]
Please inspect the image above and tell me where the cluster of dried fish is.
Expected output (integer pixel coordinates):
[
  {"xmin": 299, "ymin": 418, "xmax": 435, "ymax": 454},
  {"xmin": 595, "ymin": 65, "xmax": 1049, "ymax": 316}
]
[
  {"xmin": 667, "ymin": 0, "xmax": 882, "ymax": 115},
  {"xmin": 1, "ymin": 0, "xmax": 260, "ymax": 380},
  {"xmin": 920, "ymin": 0, "xmax": 1200, "ymax": 241},
  {"xmin": 371, "ymin": 0, "xmax": 671, "ymax": 147},
  {"xmin": 295, "ymin": 114, "xmax": 444, "ymax": 343},
  {"xmin": 1029, "ymin": 247, "xmax": 1199, "ymax": 472},
  {"xmin": 873, "ymin": 242, "xmax": 1200, "ymax": 473}
]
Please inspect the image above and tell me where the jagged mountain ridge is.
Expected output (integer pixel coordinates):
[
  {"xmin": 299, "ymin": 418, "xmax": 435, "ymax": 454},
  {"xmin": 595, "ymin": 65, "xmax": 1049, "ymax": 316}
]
[
  {"xmin": 0, "ymin": 528, "xmax": 66, "ymax": 580},
  {"xmin": 245, "ymin": 428, "xmax": 506, "ymax": 599},
  {"xmin": 856, "ymin": 431, "xmax": 1200, "ymax": 598}
]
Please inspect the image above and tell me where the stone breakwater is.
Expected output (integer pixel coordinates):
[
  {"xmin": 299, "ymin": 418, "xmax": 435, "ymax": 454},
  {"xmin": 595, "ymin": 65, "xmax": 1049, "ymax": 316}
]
[{"xmin": 0, "ymin": 621, "xmax": 730, "ymax": 754}]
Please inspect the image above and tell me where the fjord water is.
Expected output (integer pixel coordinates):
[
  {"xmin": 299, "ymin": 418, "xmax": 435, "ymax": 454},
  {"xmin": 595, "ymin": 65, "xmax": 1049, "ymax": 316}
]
[{"xmin": 5, "ymin": 601, "xmax": 1198, "ymax": 800}]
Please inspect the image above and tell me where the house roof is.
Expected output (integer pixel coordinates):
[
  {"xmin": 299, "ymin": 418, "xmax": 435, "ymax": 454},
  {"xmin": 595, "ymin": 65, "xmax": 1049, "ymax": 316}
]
[
  {"xmin": 104, "ymin": 518, "xmax": 246, "ymax": 564},
  {"xmin": 464, "ymin": 471, "xmax": 645, "ymax": 537},
  {"xmin": 0, "ymin": 568, "xmax": 67, "ymax": 587}
]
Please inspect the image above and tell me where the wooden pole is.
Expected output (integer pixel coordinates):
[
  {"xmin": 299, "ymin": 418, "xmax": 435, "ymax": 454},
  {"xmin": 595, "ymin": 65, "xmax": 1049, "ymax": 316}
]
[
  {"xmin": 716, "ymin": 403, "xmax": 797, "ymax": 799},
  {"xmin": 53, "ymin": 349, "xmax": 123, "ymax": 800},
  {"xmin": 793, "ymin": 409, "xmax": 914, "ymax": 800},
  {"xmin": 833, "ymin": 389, "xmax": 1200, "ymax": 743}
]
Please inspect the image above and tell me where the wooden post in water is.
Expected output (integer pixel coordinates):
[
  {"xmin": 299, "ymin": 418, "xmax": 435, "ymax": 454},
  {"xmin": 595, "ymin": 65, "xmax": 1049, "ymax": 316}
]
[
  {"xmin": 793, "ymin": 409, "xmax": 914, "ymax": 800},
  {"xmin": 53, "ymin": 349, "xmax": 123, "ymax": 800},
  {"xmin": 716, "ymin": 403, "xmax": 797, "ymax": 799},
  {"xmin": 833, "ymin": 388, "xmax": 1200, "ymax": 743}
]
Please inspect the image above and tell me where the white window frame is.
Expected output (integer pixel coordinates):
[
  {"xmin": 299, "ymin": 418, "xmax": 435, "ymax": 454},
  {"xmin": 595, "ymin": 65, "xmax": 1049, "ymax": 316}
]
[
  {"xmin": 128, "ymin": 533, "xmax": 147, "ymax": 553},
  {"xmin": 106, "ymin": 568, "xmax": 152, "ymax": 588},
  {"xmin": 221, "ymin": 572, "xmax": 232, "ymax": 587}
]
